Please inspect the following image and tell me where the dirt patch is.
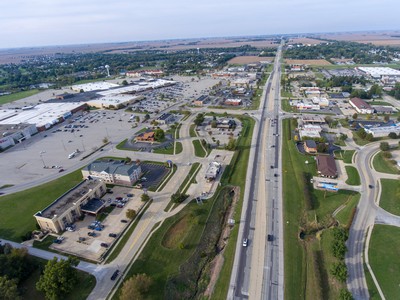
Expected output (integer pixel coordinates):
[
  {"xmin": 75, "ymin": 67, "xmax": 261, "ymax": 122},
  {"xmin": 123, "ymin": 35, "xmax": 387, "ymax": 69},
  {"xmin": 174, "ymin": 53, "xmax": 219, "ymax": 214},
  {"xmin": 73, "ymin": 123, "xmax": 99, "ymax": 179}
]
[
  {"xmin": 161, "ymin": 214, "xmax": 192, "ymax": 249},
  {"xmin": 203, "ymin": 186, "xmax": 240, "ymax": 297},
  {"xmin": 228, "ymin": 56, "xmax": 274, "ymax": 64},
  {"xmin": 285, "ymin": 59, "xmax": 332, "ymax": 65}
]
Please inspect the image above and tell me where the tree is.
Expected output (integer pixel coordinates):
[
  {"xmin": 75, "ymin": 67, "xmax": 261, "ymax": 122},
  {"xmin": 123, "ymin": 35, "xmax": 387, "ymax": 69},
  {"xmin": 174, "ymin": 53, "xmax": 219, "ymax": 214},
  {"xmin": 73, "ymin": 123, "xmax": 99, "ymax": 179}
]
[
  {"xmin": 211, "ymin": 120, "xmax": 217, "ymax": 128},
  {"xmin": 126, "ymin": 209, "xmax": 137, "ymax": 220},
  {"xmin": 380, "ymin": 142, "xmax": 390, "ymax": 151},
  {"xmin": 120, "ymin": 273, "xmax": 153, "ymax": 300},
  {"xmin": 0, "ymin": 276, "xmax": 20, "ymax": 300},
  {"xmin": 339, "ymin": 133, "xmax": 348, "ymax": 141},
  {"xmin": 36, "ymin": 257, "xmax": 78, "ymax": 300},
  {"xmin": 317, "ymin": 143, "xmax": 328, "ymax": 153},
  {"xmin": 388, "ymin": 132, "xmax": 398, "ymax": 139},
  {"xmin": 144, "ymin": 114, "xmax": 150, "ymax": 122},
  {"xmin": 339, "ymin": 289, "xmax": 353, "ymax": 300},
  {"xmin": 125, "ymin": 157, "xmax": 132, "ymax": 164},
  {"xmin": 384, "ymin": 115, "xmax": 390, "ymax": 122},
  {"xmin": 357, "ymin": 128, "xmax": 367, "ymax": 139},
  {"xmin": 193, "ymin": 113, "xmax": 205, "ymax": 126},
  {"xmin": 135, "ymin": 116, "xmax": 140, "ymax": 123},
  {"xmin": 154, "ymin": 128, "xmax": 165, "ymax": 142},
  {"xmin": 102, "ymin": 137, "xmax": 109, "ymax": 144},
  {"xmin": 382, "ymin": 151, "xmax": 392, "ymax": 159},
  {"xmin": 330, "ymin": 262, "xmax": 348, "ymax": 283},
  {"xmin": 352, "ymin": 113, "xmax": 358, "ymax": 120},
  {"xmin": 365, "ymin": 133, "xmax": 374, "ymax": 142},
  {"xmin": 171, "ymin": 192, "xmax": 188, "ymax": 203},
  {"xmin": 122, "ymin": 80, "xmax": 128, "ymax": 86},
  {"xmin": 141, "ymin": 194, "xmax": 150, "ymax": 202}
]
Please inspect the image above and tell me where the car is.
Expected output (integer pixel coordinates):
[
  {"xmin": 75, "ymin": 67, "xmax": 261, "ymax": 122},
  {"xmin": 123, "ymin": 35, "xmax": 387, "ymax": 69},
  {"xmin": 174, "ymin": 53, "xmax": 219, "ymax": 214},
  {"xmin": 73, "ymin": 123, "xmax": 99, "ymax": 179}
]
[
  {"xmin": 127, "ymin": 193, "xmax": 133, "ymax": 197},
  {"xmin": 274, "ymin": 174, "xmax": 278, "ymax": 177},
  {"xmin": 66, "ymin": 227, "xmax": 74, "ymax": 232},
  {"xmin": 59, "ymin": 169, "xmax": 65, "ymax": 173},
  {"xmin": 116, "ymin": 197, "xmax": 123, "ymax": 200},
  {"xmin": 88, "ymin": 231, "xmax": 96, "ymax": 237},
  {"xmin": 53, "ymin": 239, "xmax": 62, "ymax": 244},
  {"xmin": 111, "ymin": 270, "xmax": 120, "ymax": 280},
  {"xmin": 242, "ymin": 238, "xmax": 248, "ymax": 247},
  {"xmin": 78, "ymin": 237, "xmax": 86, "ymax": 242},
  {"xmin": 109, "ymin": 233, "xmax": 117, "ymax": 238},
  {"xmin": 121, "ymin": 219, "xmax": 128, "ymax": 223},
  {"xmin": 100, "ymin": 243, "xmax": 109, "ymax": 248},
  {"xmin": 368, "ymin": 184, "xmax": 374, "ymax": 189},
  {"xmin": 267, "ymin": 234, "xmax": 273, "ymax": 242},
  {"xmin": 57, "ymin": 236, "xmax": 65, "ymax": 241},
  {"xmin": 270, "ymin": 165, "xmax": 274, "ymax": 169},
  {"xmin": 43, "ymin": 135, "xmax": 47, "ymax": 138}
]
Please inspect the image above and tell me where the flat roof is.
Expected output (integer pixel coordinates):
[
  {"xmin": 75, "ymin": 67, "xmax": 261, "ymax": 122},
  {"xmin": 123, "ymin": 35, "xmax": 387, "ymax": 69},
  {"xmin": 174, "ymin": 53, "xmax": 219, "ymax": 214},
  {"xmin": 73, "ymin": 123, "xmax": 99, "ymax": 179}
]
[
  {"xmin": 36, "ymin": 179, "xmax": 103, "ymax": 219},
  {"xmin": 81, "ymin": 198, "xmax": 105, "ymax": 214},
  {"xmin": 0, "ymin": 123, "xmax": 34, "ymax": 136},
  {"xmin": 72, "ymin": 82, "xmax": 120, "ymax": 92},
  {"xmin": 86, "ymin": 94, "xmax": 140, "ymax": 106},
  {"xmin": 97, "ymin": 79, "xmax": 175, "ymax": 96},
  {"xmin": 0, "ymin": 103, "xmax": 85, "ymax": 128},
  {"xmin": 358, "ymin": 67, "xmax": 400, "ymax": 78}
]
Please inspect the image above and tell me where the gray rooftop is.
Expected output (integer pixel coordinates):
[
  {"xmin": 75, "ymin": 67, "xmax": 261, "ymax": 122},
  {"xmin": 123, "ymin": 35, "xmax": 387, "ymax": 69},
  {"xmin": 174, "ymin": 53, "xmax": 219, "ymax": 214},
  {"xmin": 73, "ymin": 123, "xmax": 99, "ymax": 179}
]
[{"xmin": 83, "ymin": 160, "xmax": 140, "ymax": 176}]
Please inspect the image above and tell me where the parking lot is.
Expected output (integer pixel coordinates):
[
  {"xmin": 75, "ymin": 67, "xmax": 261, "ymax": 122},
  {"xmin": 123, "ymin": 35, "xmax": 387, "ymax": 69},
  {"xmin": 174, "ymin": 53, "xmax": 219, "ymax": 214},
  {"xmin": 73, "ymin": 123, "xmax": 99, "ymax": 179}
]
[{"xmin": 50, "ymin": 186, "xmax": 144, "ymax": 262}]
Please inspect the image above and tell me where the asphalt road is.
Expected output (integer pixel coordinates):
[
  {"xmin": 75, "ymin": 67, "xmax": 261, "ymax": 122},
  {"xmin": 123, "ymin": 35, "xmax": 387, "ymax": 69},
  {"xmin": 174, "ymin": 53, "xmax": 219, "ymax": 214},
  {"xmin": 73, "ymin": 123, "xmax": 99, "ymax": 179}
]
[{"xmin": 228, "ymin": 42, "xmax": 284, "ymax": 300}]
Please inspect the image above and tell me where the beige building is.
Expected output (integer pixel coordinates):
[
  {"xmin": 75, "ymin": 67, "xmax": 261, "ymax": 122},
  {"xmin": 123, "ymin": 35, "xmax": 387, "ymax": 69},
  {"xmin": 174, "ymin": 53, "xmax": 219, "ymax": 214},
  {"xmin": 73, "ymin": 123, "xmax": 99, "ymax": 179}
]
[
  {"xmin": 34, "ymin": 179, "xmax": 106, "ymax": 233},
  {"xmin": 82, "ymin": 160, "xmax": 142, "ymax": 186}
]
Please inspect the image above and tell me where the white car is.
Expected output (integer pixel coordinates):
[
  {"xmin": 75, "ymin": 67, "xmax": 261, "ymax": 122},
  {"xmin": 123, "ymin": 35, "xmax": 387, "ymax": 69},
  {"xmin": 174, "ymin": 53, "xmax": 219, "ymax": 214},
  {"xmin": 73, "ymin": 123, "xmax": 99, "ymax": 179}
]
[{"xmin": 243, "ymin": 238, "xmax": 248, "ymax": 247}]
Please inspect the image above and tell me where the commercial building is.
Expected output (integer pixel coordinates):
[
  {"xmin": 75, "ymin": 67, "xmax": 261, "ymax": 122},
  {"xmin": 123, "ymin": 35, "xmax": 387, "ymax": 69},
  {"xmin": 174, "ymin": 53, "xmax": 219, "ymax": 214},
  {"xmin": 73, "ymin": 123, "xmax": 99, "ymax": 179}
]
[
  {"xmin": 217, "ymin": 119, "xmax": 236, "ymax": 129},
  {"xmin": 205, "ymin": 162, "xmax": 222, "ymax": 181},
  {"xmin": 71, "ymin": 82, "xmax": 119, "ymax": 92},
  {"xmin": 82, "ymin": 160, "xmax": 142, "ymax": 186},
  {"xmin": 290, "ymin": 99, "xmax": 320, "ymax": 110},
  {"xmin": 364, "ymin": 122, "xmax": 400, "ymax": 137},
  {"xmin": 231, "ymin": 78, "xmax": 251, "ymax": 87},
  {"xmin": 316, "ymin": 155, "xmax": 338, "ymax": 178},
  {"xmin": 311, "ymin": 97, "xmax": 329, "ymax": 107},
  {"xmin": 34, "ymin": 179, "xmax": 106, "ymax": 233},
  {"xmin": 156, "ymin": 113, "xmax": 174, "ymax": 125},
  {"xmin": 135, "ymin": 131, "xmax": 155, "ymax": 142},
  {"xmin": 373, "ymin": 106, "xmax": 395, "ymax": 114},
  {"xmin": 349, "ymin": 97, "xmax": 374, "ymax": 114},
  {"xmin": 194, "ymin": 95, "xmax": 208, "ymax": 106},
  {"xmin": 304, "ymin": 140, "xmax": 317, "ymax": 154},
  {"xmin": 86, "ymin": 94, "xmax": 142, "ymax": 109},
  {"xmin": 224, "ymin": 99, "xmax": 242, "ymax": 106},
  {"xmin": 357, "ymin": 67, "xmax": 400, "ymax": 79},
  {"xmin": 0, "ymin": 123, "xmax": 38, "ymax": 150},
  {"xmin": 126, "ymin": 70, "xmax": 164, "ymax": 77}
]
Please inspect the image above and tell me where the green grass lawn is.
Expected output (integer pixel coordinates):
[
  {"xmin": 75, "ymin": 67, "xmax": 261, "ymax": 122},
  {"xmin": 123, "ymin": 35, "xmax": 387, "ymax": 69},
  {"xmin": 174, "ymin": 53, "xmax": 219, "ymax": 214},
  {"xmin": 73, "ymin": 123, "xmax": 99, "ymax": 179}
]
[
  {"xmin": 345, "ymin": 166, "xmax": 361, "ymax": 186},
  {"xmin": 335, "ymin": 194, "xmax": 360, "ymax": 227},
  {"xmin": 281, "ymin": 119, "xmax": 358, "ymax": 300},
  {"xmin": 364, "ymin": 263, "xmax": 382, "ymax": 300},
  {"xmin": 281, "ymin": 89, "xmax": 294, "ymax": 98},
  {"xmin": 192, "ymin": 139, "xmax": 206, "ymax": 157},
  {"xmin": 0, "ymin": 89, "xmax": 40, "ymax": 105},
  {"xmin": 334, "ymin": 150, "xmax": 355, "ymax": 164},
  {"xmin": 113, "ymin": 187, "xmax": 231, "ymax": 300},
  {"xmin": 379, "ymin": 179, "xmax": 400, "ymax": 215},
  {"xmin": 189, "ymin": 124, "xmax": 198, "ymax": 137},
  {"xmin": 0, "ymin": 171, "xmax": 83, "ymax": 241},
  {"xmin": 175, "ymin": 141, "xmax": 183, "ymax": 154},
  {"xmin": 153, "ymin": 142, "xmax": 178, "ymax": 155},
  {"xmin": 20, "ymin": 257, "xmax": 96, "ymax": 300},
  {"xmin": 373, "ymin": 151, "xmax": 400, "ymax": 174},
  {"xmin": 369, "ymin": 225, "xmax": 400, "ymax": 300},
  {"xmin": 281, "ymin": 99, "xmax": 296, "ymax": 112},
  {"xmin": 368, "ymin": 101, "xmax": 393, "ymax": 106}
]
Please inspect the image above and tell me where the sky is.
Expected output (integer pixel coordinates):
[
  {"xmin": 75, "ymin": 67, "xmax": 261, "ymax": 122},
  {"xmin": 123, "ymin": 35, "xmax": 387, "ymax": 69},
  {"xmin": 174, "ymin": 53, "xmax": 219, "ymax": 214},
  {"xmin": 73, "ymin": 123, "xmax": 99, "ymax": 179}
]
[{"xmin": 1, "ymin": 0, "xmax": 399, "ymax": 49}]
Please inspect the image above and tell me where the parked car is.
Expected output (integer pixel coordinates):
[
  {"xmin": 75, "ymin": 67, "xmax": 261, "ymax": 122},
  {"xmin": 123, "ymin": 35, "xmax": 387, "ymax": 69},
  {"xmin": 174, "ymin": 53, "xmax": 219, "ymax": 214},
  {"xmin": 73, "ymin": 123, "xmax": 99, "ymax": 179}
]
[
  {"xmin": 267, "ymin": 234, "xmax": 273, "ymax": 242},
  {"xmin": 100, "ymin": 243, "xmax": 109, "ymax": 248},
  {"xmin": 109, "ymin": 233, "xmax": 117, "ymax": 238},
  {"xmin": 79, "ymin": 237, "xmax": 86, "ymax": 242},
  {"xmin": 243, "ymin": 238, "xmax": 248, "ymax": 247},
  {"xmin": 88, "ymin": 231, "xmax": 96, "ymax": 237},
  {"xmin": 120, "ymin": 219, "xmax": 128, "ymax": 223},
  {"xmin": 59, "ymin": 169, "xmax": 65, "ymax": 173}
]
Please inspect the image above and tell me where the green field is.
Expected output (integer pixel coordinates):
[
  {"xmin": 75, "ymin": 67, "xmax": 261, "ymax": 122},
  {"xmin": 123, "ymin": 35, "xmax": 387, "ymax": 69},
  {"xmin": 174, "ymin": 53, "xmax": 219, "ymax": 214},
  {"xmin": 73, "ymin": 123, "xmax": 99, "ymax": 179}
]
[
  {"xmin": 335, "ymin": 194, "xmax": 360, "ymax": 227},
  {"xmin": 153, "ymin": 142, "xmax": 182, "ymax": 155},
  {"xmin": 373, "ymin": 151, "xmax": 400, "ymax": 174},
  {"xmin": 364, "ymin": 263, "xmax": 382, "ymax": 300},
  {"xmin": 379, "ymin": 179, "xmax": 400, "ymax": 215},
  {"xmin": 0, "ymin": 171, "xmax": 83, "ymax": 241},
  {"xmin": 345, "ymin": 166, "xmax": 361, "ymax": 186},
  {"xmin": 334, "ymin": 150, "xmax": 355, "ymax": 164},
  {"xmin": 369, "ymin": 225, "xmax": 400, "ymax": 300},
  {"xmin": 192, "ymin": 139, "xmax": 207, "ymax": 157},
  {"xmin": 0, "ymin": 89, "xmax": 40, "ymax": 105},
  {"xmin": 113, "ymin": 187, "xmax": 234, "ymax": 299},
  {"xmin": 281, "ymin": 119, "xmax": 356, "ymax": 300}
]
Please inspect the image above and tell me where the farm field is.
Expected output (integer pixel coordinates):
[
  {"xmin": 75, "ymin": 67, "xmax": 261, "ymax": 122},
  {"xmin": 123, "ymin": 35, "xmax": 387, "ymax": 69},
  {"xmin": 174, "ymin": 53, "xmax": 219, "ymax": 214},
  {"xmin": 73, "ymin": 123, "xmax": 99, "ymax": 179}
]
[{"xmin": 228, "ymin": 56, "xmax": 274, "ymax": 64}]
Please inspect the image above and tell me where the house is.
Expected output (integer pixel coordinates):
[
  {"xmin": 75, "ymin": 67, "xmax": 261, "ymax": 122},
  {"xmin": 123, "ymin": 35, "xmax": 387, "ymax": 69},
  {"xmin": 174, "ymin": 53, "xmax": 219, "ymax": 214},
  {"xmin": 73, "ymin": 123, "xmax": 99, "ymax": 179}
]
[
  {"xmin": 34, "ymin": 178, "xmax": 106, "ymax": 233},
  {"xmin": 135, "ymin": 131, "xmax": 155, "ymax": 142},
  {"xmin": 316, "ymin": 155, "xmax": 338, "ymax": 178},
  {"xmin": 82, "ymin": 160, "xmax": 142, "ymax": 186},
  {"xmin": 349, "ymin": 97, "xmax": 374, "ymax": 114},
  {"xmin": 304, "ymin": 140, "xmax": 317, "ymax": 154},
  {"xmin": 224, "ymin": 99, "xmax": 242, "ymax": 106}
]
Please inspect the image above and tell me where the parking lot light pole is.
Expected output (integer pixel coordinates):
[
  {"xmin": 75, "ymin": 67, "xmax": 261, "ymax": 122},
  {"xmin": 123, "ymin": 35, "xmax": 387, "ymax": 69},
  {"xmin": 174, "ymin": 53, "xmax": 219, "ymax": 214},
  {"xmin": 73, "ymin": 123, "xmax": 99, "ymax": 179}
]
[{"xmin": 40, "ymin": 154, "xmax": 46, "ymax": 168}]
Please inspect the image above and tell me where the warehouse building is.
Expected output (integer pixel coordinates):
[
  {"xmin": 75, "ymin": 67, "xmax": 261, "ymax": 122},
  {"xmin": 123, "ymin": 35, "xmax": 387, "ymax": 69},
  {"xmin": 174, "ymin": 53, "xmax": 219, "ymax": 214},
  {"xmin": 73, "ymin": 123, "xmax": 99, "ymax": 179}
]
[{"xmin": 0, "ymin": 123, "xmax": 38, "ymax": 150}]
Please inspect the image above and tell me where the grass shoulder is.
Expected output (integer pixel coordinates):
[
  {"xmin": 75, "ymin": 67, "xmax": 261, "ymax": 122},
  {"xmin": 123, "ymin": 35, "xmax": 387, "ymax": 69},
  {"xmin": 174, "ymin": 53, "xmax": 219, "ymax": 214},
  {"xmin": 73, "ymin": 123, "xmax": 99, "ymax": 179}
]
[
  {"xmin": 373, "ymin": 151, "xmax": 400, "ymax": 174},
  {"xmin": 379, "ymin": 179, "xmax": 400, "ymax": 215},
  {"xmin": 345, "ymin": 166, "xmax": 361, "ymax": 186},
  {"xmin": 0, "ymin": 89, "xmax": 40, "ymax": 105}
]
